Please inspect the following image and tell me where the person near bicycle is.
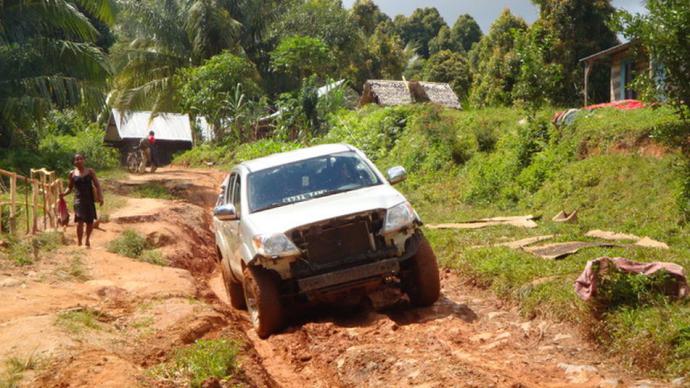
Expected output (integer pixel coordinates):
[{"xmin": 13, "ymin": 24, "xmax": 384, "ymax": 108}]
[{"xmin": 138, "ymin": 131, "xmax": 158, "ymax": 173}]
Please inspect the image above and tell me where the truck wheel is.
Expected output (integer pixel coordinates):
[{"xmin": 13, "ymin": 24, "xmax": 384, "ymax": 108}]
[
  {"xmin": 403, "ymin": 236, "xmax": 440, "ymax": 307},
  {"xmin": 243, "ymin": 266, "xmax": 284, "ymax": 338},
  {"xmin": 221, "ymin": 259, "xmax": 246, "ymax": 310}
]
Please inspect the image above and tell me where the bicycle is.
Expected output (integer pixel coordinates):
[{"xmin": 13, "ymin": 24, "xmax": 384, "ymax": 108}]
[{"xmin": 126, "ymin": 148, "xmax": 145, "ymax": 173}]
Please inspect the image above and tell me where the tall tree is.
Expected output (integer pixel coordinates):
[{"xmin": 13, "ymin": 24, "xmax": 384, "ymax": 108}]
[
  {"xmin": 270, "ymin": 0, "xmax": 360, "ymax": 88},
  {"xmin": 531, "ymin": 0, "xmax": 618, "ymax": 104},
  {"xmin": 0, "ymin": 0, "xmax": 115, "ymax": 147},
  {"xmin": 424, "ymin": 50, "xmax": 471, "ymax": 101},
  {"xmin": 429, "ymin": 26, "xmax": 461, "ymax": 55},
  {"xmin": 615, "ymin": 0, "xmax": 690, "ymax": 117},
  {"xmin": 270, "ymin": 36, "xmax": 334, "ymax": 83},
  {"xmin": 451, "ymin": 14, "xmax": 483, "ymax": 52},
  {"xmin": 350, "ymin": 0, "xmax": 390, "ymax": 36},
  {"xmin": 512, "ymin": 24, "xmax": 563, "ymax": 112},
  {"xmin": 178, "ymin": 52, "xmax": 262, "ymax": 141},
  {"xmin": 468, "ymin": 9, "xmax": 527, "ymax": 107},
  {"xmin": 343, "ymin": 20, "xmax": 406, "ymax": 90},
  {"xmin": 394, "ymin": 7, "xmax": 447, "ymax": 58},
  {"xmin": 110, "ymin": 0, "xmax": 244, "ymax": 113}
]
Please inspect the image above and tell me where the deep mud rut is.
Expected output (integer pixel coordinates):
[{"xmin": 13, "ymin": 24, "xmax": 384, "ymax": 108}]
[{"xmin": 0, "ymin": 168, "xmax": 668, "ymax": 387}]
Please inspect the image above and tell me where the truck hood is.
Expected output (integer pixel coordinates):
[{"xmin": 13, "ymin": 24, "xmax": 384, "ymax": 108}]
[{"xmin": 245, "ymin": 184, "xmax": 406, "ymax": 234}]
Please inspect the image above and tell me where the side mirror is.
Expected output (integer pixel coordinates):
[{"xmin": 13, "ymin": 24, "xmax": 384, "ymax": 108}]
[
  {"xmin": 387, "ymin": 166, "xmax": 407, "ymax": 185},
  {"xmin": 213, "ymin": 204, "xmax": 238, "ymax": 221}
]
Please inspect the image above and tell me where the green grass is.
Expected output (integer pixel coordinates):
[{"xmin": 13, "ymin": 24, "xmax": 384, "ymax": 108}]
[
  {"xmin": 56, "ymin": 308, "xmax": 103, "ymax": 334},
  {"xmin": 107, "ymin": 229, "xmax": 168, "ymax": 266},
  {"xmin": 0, "ymin": 231, "xmax": 65, "ymax": 266},
  {"xmin": 0, "ymin": 355, "xmax": 42, "ymax": 388},
  {"xmin": 140, "ymin": 250, "xmax": 168, "ymax": 266},
  {"xmin": 130, "ymin": 182, "xmax": 176, "ymax": 200},
  {"xmin": 148, "ymin": 339, "xmax": 240, "ymax": 387},
  {"xmin": 54, "ymin": 252, "xmax": 89, "ymax": 281},
  {"xmin": 107, "ymin": 229, "xmax": 148, "ymax": 258}
]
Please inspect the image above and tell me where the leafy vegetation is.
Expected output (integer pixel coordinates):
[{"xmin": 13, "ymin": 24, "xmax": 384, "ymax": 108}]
[
  {"xmin": 106, "ymin": 229, "xmax": 167, "ymax": 266},
  {"xmin": 175, "ymin": 103, "xmax": 689, "ymax": 377},
  {"xmin": 148, "ymin": 339, "xmax": 240, "ymax": 388},
  {"xmin": 130, "ymin": 183, "xmax": 176, "ymax": 200},
  {"xmin": 2, "ymin": 0, "xmax": 689, "ymax": 380},
  {"xmin": 0, "ymin": 355, "xmax": 43, "ymax": 388},
  {"xmin": 0, "ymin": 232, "xmax": 64, "ymax": 266},
  {"xmin": 616, "ymin": 0, "xmax": 690, "ymax": 117},
  {"xmin": 0, "ymin": 0, "xmax": 114, "ymax": 148},
  {"xmin": 56, "ymin": 308, "xmax": 104, "ymax": 334}
]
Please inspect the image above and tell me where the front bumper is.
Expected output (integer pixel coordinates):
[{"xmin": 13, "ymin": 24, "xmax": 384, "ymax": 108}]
[
  {"xmin": 297, "ymin": 257, "xmax": 400, "ymax": 292},
  {"xmin": 294, "ymin": 231, "xmax": 422, "ymax": 294}
]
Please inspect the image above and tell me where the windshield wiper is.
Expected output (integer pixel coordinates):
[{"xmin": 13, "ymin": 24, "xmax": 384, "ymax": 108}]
[
  {"xmin": 311, "ymin": 187, "xmax": 358, "ymax": 199},
  {"xmin": 254, "ymin": 201, "xmax": 288, "ymax": 212}
]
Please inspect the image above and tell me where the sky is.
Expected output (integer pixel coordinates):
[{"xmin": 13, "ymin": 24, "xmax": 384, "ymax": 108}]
[{"xmin": 341, "ymin": 0, "xmax": 648, "ymax": 32}]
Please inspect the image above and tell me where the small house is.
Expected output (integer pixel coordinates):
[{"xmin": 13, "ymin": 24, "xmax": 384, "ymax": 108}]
[
  {"xmin": 359, "ymin": 80, "xmax": 461, "ymax": 109},
  {"xmin": 104, "ymin": 110, "xmax": 193, "ymax": 165},
  {"xmin": 579, "ymin": 41, "xmax": 662, "ymax": 106}
]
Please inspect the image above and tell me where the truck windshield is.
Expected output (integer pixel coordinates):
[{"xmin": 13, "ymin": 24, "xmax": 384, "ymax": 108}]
[{"xmin": 248, "ymin": 151, "xmax": 382, "ymax": 213}]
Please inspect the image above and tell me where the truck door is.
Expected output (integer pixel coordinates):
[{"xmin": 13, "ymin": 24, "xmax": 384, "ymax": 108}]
[{"xmin": 227, "ymin": 174, "xmax": 244, "ymax": 280}]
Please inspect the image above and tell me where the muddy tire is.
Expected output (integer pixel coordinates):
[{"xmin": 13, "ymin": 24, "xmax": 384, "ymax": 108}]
[
  {"xmin": 220, "ymin": 259, "xmax": 246, "ymax": 310},
  {"xmin": 243, "ymin": 266, "xmax": 284, "ymax": 338},
  {"xmin": 403, "ymin": 236, "xmax": 440, "ymax": 307}
]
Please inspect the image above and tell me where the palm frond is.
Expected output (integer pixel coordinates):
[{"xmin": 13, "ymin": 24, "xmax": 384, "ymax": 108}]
[
  {"xmin": 4, "ymin": 0, "xmax": 100, "ymax": 43},
  {"xmin": 74, "ymin": 0, "xmax": 116, "ymax": 25}
]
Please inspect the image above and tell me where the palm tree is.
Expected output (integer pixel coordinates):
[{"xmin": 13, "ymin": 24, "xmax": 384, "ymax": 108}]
[
  {"xmin": 0, "ymin": 0, "xmax": 115, "ymax": 147},
  {"xmin": 109, "ymin": 0, "xmax": 243, "ymax": 113}
]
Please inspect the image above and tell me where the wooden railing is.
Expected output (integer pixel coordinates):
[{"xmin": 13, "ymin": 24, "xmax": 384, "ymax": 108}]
[{"xmin": 0, "ymin": 168, "xmax": 63, "ymax": 235}]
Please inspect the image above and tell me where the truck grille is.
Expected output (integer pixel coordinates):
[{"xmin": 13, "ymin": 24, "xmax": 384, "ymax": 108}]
[{"xmin": 289, "ymin": 210, "xmax": 387, "ymax": 275}]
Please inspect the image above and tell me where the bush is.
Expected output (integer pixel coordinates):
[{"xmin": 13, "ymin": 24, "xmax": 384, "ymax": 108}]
[
  {"xmin": 322, "ymin": 105, "xmax": 412, "ymax": 160},
  {"xmin": 149, "ymin": 339, "xmax": 240, "ymax": 387},
  {"xmin": 0, "ymin": 232, "xmax": 64, "ymax": 266},
  {"xmin": 38, "ymin": 126, "xmax": 119, "ymax": 174},
  {"xmin": 107, "ymin": 229, "xmax": 149, "ymax": 258},
  {"xmin": 233, "ymin": 139, "xmax": 301, "ymax": 162},
  {"xmin": 173, "ymin": 143, "xmax": 232, "ymax": 167}
]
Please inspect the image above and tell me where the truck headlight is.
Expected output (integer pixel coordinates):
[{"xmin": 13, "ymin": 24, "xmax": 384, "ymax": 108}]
[
  {"xmin": 252, "ymin": 233, "xmax": 300, "ymax": 257},
  {"xmin": 383, "ymin": 202, "xmax": 416, "ymax": 233}
]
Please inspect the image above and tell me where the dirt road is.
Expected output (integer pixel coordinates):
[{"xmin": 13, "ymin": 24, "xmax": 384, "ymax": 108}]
[{"xmin": 0, "ymin": 168, "xmax": 668, "ymax": 387}]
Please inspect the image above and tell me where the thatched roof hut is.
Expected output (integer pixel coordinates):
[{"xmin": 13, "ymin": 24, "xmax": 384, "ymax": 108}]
[
  {"xmin": 359, "ymin": 80, "xmax": 461, "ymax": 109},
  {"xmin": 359, "ymin": 80, "xmax": 414, "ymax": 106},
  {"xmin": 413, "ymin": 81, "xmax": 462, "ymax": 109}
]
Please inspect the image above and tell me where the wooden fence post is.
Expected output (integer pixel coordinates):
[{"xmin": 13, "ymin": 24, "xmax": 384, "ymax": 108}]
[
  {"xmin": 25, "ymin": 181, "xmax": 30, "ymax": 235},
  {"xmin": 32, "ymin": 180, "xmax": 38, "ymax": 234},
  {"xmin": 9, "ymin": 173, "xmax": 17, "ymax": 234}
]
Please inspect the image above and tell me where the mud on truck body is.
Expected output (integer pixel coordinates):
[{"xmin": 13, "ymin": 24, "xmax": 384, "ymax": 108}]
[{"xmin": 213, "ymin": 144, "xmax": 440, "ymax": 338}]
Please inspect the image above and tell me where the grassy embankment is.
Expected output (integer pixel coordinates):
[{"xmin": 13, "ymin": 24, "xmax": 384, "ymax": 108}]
[{"xmin": 174, "ymin": 104, "xmax": 690, "ymax": 378}]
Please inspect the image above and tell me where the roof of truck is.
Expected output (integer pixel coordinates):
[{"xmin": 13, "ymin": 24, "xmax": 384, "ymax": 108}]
[{"xmin": 240, "ymin": 143, "xmax": 354, "ymax": 172}]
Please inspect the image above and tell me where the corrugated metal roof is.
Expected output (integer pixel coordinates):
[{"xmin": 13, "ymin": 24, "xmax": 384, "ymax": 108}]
[
  {"xmin": 106, "ymin": 110, "xmax": 193, "ymax": 142},
  {"xmin": 579, "ymin": 41, "xmax": 635, "ymax": 63}
]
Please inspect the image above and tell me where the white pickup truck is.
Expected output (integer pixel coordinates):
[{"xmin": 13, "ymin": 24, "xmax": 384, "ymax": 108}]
[{"xmin": 213, "ymin": 144, "xmax": 440, "ymax": 338}]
